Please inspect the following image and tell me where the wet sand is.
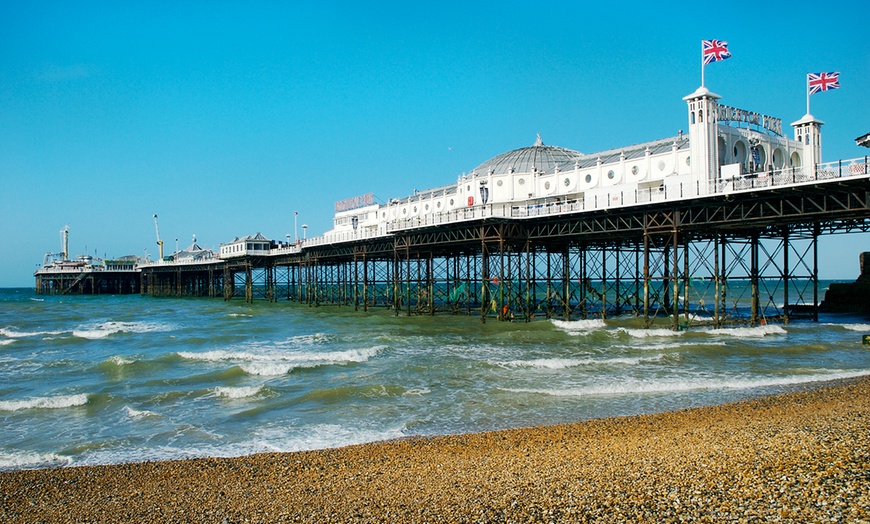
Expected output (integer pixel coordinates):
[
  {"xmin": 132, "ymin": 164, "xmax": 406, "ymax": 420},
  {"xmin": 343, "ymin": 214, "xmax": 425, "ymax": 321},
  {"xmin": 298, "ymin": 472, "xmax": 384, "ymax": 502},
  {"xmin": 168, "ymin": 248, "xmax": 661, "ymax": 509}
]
[{"xmin": 2, "ymin": 377, "xmax": 869, "ymax": 523}]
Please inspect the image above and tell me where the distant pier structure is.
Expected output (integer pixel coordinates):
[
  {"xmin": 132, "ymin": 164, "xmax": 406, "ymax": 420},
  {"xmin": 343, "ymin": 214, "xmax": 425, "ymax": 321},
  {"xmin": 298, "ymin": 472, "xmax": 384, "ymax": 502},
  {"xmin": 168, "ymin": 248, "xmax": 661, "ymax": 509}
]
[
  {"xmin": 47, "ymin": 81, "xmax": 870, "ymax": 327},
  {"xmin": 34, "ymin": 226, "xmax": 142, "ymax": 295}
]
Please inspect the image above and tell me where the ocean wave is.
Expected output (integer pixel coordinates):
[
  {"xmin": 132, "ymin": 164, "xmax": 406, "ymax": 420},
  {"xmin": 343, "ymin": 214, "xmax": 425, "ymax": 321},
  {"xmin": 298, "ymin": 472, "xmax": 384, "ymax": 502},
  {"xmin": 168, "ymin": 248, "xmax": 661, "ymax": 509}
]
[
  {"xmin": 250, "ymin": 422, "xmax": 408, "ymax": 454},
  {"xmin": 618, "ymin": 327, "xmax": 686, "ymax": 338},
  {"xmin": 0, "ymin": 393, "xmax": 89, "ymax": 412},
  {"xmin": 702, "ymin": 324, "xmax": 788, "ymax": 338},
  {"xmin": 0, "ymin": 339, "xmax": 14, "ymax": 346},
  {"xmin": 402, "ymin": 388, "xmax": 431, "ymax": 396},
  {"xmin": 502, "ymin": 369, "xmax": 870, "ymax": 397},
  {"xmin": 550, "ymin": 319, "xmax": 607, "ymax": 334},
  {"xmin": 839, "ymin": 323, "xmax": 870, "ymax": 333},
  {"xmin": 0, "ymin": 451, "xmax": 72, "ymax": 471},
  {"xmin": 496, "ymin": 354, "xmax": 664, "ymax": 370},
  {"xmin": 212, "ymin": 385, "xmax": 265, "ymax": 399},
  {"xmin": 238, "ymin": 362, "xmax": 295, "ymax": 376},
  {"xmin": 0, "ymin": 327, "xmax": 65, "ymax": 338},
  {"xmin": 106, "ymin": 355, "xmax": 136, "ymax": 366},
  {"xmin": 179, "ymin": 345, "xmax": 383, "ymax": 375},
  {"xmin": 72, "ymin": 321, "xmax": 175, "ymax": 340},
  {"xmin": 124, "ymin": 406, "xmax": 160, "ymax": 419},
  {"xmin": 278, "ymin": 333, "xmax": 332, "ymax": 346}
]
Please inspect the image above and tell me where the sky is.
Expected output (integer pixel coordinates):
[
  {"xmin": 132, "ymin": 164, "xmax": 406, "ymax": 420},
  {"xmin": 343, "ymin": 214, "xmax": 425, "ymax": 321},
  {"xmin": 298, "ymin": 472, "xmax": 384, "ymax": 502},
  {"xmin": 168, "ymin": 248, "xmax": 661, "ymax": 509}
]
[{"xmin": 1, "ymin": 1, "xmax": 868, "ymax": 288}]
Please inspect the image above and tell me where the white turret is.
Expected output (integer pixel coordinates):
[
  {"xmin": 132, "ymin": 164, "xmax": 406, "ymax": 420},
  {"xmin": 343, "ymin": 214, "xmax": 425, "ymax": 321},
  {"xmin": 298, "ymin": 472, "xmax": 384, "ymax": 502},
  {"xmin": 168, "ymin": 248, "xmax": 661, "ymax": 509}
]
[
  {"xmin": 791, "ymin": 113, "xmax": 823, "ymax": 173},
  {"xmin": 683, "ymin": 86, "xmax": 722, "ymax": 194}
]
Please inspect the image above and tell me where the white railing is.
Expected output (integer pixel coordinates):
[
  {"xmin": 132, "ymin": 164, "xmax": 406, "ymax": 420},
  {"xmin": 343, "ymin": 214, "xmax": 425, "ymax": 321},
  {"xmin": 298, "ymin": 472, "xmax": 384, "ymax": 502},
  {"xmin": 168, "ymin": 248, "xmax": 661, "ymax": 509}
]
[{"xmin": 713, "ymin": 158, "xmax": 868, "ymax": 194}]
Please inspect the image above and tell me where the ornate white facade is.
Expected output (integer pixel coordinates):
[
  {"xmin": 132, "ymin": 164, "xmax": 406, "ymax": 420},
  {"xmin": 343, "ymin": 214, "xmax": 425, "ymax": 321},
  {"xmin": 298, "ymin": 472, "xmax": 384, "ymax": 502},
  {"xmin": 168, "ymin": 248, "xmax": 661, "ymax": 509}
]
[{"xmin": 325, "ymin": 84, "xmax": 817, "ymax": 239}]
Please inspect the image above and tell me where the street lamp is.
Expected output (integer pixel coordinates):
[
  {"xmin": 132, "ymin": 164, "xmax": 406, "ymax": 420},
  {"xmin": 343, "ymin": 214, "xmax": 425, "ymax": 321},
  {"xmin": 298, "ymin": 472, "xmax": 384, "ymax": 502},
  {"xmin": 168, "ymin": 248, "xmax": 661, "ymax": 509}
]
[
  {"xmin": 302, "ymin": 224, "xmax": 308, "ymax": 240},
  {"xmin": 294, "ymin": 211, "xmax": 298, "ymax": 242},
  {"xmin": 285, "ymin": 234, "xmax": 290, "ymax": 248}
]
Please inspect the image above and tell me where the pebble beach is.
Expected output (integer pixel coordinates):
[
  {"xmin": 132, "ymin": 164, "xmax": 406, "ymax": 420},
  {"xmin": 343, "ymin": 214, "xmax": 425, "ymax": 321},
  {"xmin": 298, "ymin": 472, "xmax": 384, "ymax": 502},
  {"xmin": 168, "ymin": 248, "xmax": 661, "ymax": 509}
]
[{"xmin": 2, "ymin": 377, "xmax": 868, "ymax": 523}]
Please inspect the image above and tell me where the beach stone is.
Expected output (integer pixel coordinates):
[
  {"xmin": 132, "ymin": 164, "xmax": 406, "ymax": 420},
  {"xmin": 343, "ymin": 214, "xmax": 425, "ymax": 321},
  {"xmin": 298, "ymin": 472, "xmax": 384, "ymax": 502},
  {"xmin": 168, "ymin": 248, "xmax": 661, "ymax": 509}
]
[{"xmin": 2, "ymin": 377, "xmax": 870, "ymax": 523}]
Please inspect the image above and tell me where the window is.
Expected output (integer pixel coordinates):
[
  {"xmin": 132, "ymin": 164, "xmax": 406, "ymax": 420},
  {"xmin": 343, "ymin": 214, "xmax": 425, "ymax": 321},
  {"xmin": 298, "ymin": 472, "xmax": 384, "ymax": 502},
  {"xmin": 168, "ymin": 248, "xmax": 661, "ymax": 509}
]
[
  {"xmin": 584, "ymin": 174, "xmax": 592, "ymax": 183},
  {"xmin": 607, "ymin": 170, "xmax": 615, "ymax": 180}
]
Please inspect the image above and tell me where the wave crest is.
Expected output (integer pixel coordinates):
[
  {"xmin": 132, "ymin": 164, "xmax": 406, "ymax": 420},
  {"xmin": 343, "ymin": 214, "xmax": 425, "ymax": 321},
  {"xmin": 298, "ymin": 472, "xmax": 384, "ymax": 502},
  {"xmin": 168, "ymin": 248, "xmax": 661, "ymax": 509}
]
[{"xmin": 0, "ymin": 393, "xmax": 89, "ymax": 412}]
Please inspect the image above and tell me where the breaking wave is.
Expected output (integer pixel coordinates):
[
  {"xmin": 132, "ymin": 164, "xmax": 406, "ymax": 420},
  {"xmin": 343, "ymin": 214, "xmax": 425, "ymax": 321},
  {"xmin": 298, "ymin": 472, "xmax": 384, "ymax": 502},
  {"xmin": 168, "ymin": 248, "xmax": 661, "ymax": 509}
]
[{"xmin": 0, "ymin": 393, "xmax": 89, "ymax": 412}]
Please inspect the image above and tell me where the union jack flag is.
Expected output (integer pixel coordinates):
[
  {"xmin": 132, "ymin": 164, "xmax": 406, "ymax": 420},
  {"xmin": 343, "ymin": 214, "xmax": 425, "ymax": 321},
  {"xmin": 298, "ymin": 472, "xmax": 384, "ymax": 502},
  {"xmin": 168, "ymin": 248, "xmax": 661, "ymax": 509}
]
[
  {"xmin": 808, "ymin": 72, "xmax": 840, "ymax": 94},
  {"xmin": 702, "ymin": 39, "xmax": 731, "ymax": 65}
]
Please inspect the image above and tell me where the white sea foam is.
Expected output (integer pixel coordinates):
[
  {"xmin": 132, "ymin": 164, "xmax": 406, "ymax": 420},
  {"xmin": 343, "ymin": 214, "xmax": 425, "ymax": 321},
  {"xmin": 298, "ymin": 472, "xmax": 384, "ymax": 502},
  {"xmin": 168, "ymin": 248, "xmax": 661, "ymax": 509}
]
[
  {"xmin": 550, "ymin": 319, "xmax": 607, "ymax": 334},
  {"xmin": 0, "ymin": 451, "xmax": 71, "ymax": 471},
  {"xmin": 618, "ymin": 327, "xmax": 686, "ymax": 338},
  {"xmin": 124, "ymin": 406, "xmax": 159, "ymax": 419},
  {"xmin": 73, "ymin": 321, "xmax": 174, "ymax": 340},
  {"xmin": 403, "ymin": 388, "xmax": 431, "ymax": 396},
  {"xmin": 496, "ymin": 354, "xmax": 664, "ymax": 370},
  {"xmin": 250, "ymin": 423, "xmax": 408, "ymax": 454},
  {"xmin": 0, "ymin": 327, "xmax": 65, "ymax": 338},
  {"xmin": 503, "ymin": 369, "xmax": 870, "ymax": 398},
  {"xmin": 239, "ymin": 362, "xmax": 296, "ymax": 376},
  {"xmin": 703, "ymin": 324, "xmax": 788, "ymax": 338},
  {"xmin": 0, "ymin": 339, "xmax": 14, "ymax": 346},
  {"xmin": 179, "ymin": 345, "xmax": 383, "ymax": 376},
  {"xmin": 213, "ymin": 385, "xmax": 265, "ymax": 399},
  {"xmin": 0, "ymin": 393, "xmax": 89, "ymax": 412},
  {"xmin": 839, "ymin": 323, "xmax": 870, "ymax": 332},
  {"xmin": 107, "ymin": 355, "xmax": 136, "ymax": 366}
]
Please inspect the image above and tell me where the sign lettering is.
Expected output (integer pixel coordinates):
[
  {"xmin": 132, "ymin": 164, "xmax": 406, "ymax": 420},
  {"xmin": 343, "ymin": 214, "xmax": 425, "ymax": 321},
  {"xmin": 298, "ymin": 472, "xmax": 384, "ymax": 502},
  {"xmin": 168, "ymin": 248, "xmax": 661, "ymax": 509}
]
[
  {"xmin": 335, "ymin": 192, "xmax": 375, "ymax": 212},
  {"xmin": 717, "ymin": 105, "xmax": 782, "ymax": 136}
]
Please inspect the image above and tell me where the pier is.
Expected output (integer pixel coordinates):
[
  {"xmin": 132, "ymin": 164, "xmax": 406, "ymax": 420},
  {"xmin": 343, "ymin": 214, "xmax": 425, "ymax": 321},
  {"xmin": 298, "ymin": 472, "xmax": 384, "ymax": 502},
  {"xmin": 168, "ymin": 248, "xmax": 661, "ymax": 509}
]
[
  {"xmin": 37, "ymin": 80, "xmax": 870, "ymax": 329},
  {"xmin": 137, "ymin": 157, "xmax": 870, "ymax": 329}
]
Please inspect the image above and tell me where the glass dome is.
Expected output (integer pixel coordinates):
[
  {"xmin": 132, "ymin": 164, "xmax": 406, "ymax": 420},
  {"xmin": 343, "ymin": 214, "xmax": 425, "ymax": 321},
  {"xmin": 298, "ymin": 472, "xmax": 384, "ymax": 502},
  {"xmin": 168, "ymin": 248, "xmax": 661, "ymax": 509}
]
[{"xmin": 471, "ymin": 135, "xmax": 583, "ymax": 176}]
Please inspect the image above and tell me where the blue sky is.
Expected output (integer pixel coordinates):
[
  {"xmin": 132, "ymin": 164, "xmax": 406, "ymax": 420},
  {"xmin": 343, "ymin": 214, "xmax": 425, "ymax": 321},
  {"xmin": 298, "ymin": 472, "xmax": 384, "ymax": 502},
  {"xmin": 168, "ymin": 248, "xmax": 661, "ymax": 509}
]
[{"xmin": 1, "ymin": 1, "xmax": 868, "ymax": 287}]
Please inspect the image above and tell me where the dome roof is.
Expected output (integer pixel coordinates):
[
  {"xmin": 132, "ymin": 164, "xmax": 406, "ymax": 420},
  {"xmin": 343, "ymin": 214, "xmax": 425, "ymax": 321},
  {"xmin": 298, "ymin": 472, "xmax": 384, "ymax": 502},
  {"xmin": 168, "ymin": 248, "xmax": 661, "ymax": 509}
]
[{"xmin": 471, "ymin": 135, "xmax": 582, "ymax": 176}]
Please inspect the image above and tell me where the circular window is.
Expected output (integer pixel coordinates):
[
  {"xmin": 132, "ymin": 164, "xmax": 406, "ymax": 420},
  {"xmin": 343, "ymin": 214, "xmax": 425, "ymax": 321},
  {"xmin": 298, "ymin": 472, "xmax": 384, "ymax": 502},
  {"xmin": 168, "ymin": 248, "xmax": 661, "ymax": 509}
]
[
  {"xmin": 658, "ymin": 161, "xmax": 666, "ymax": 171},
  {"xmin": 518, "ymin": 178, "xmax": 525, "ymax": 185},
  {"xmin": 437, "ymin": 201, "xmax": 442, "ymax": 209},
  {"xmin": 382, "ymin": 212, "xmax": 386, "ymax": 218},
  {"xmin": 402, "ymin": 209, "xmax": 407, "ymax": 215},
  {"xmin": 544, "ymin": 181, "xmax": 551, "ymax": 190},
  {"xmin": 496, "ymin": 180, "xmax": 503, "ymax": 187},
  {"xmin": 584, "ymin": 174, "xmax": 592, "ymax": 183},
  {"xmin": 565, "ymin": 178, "xmax": 572, "ymax": 186},
  {"xmin": 631, "ymin": 166, "xmax": 639, "ymax": 175},
  {"xmin": 686, "ymin": 157, "xmax": 691, "ymax": 166},
  {"xmin": 449, "ymin": 198, "xmax": 454, "ymax": 206},
  {"xmin": 425, "ymin": 204, "xmax": 429, "ymax": 211},
  {"xmin": 467, "ymin": 185, "xmax": 471, "ymax": 192},
  {"xmin": 607, "ymin": 170, "xmax": 615, "ymax": 180},
  {"xmin": 413, "ymin": 206, "xmax": 417, "ymax": 213}
]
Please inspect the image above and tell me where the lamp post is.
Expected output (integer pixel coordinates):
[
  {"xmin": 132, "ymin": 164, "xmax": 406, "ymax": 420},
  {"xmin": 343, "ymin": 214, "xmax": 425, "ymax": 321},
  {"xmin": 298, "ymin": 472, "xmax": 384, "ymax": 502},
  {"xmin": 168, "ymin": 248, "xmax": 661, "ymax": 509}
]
[
  {"xmin": 302, "ymin": 224, "xmax": 308, "ymax": 240},
  {"xmin": 294, "ymin": 211, "xmax": 298, "ymax": 243},
  {"xmin": 285, "ymin": 234, "xmax": 290, "ymax": 248}
]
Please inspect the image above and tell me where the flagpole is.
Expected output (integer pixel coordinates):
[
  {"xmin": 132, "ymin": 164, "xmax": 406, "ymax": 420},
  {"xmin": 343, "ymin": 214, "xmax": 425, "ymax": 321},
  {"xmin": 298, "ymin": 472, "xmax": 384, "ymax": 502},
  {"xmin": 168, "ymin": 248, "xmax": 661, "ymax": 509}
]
[
  {"xmin": 701, "ymin": 41, "xmax": 705, "ymax": 87},
  {"xmin": 806, "ymin": 74, "xmax": 811, "ymax": 115}
]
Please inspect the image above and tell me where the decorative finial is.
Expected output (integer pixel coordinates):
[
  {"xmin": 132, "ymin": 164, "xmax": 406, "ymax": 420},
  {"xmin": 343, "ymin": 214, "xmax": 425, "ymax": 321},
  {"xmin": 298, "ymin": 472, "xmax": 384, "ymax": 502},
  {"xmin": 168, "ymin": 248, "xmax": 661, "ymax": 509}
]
[{"xmin": 534, "ymin": 133, "xmax": 543, "ymax": 146}]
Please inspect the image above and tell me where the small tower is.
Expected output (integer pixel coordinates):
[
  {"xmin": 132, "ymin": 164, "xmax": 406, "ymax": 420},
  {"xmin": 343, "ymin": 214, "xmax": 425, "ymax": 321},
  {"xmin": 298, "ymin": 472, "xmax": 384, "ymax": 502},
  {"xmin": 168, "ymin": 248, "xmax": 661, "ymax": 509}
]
[
  {"xmin": 791, "ymin": 113, "xmax": 823, "ymax": 173},
  {"xmin": 683, "ymin": 86, "xmax": 721, "ymax": 194}
]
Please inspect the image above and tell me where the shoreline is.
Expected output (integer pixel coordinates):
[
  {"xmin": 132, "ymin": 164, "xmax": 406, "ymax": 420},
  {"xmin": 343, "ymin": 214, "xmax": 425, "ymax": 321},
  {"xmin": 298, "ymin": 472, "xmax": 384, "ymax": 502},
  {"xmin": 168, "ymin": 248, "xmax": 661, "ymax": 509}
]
[{"xmin": 2, "ymin": 376, "xmax": 869, "ymax": 523}]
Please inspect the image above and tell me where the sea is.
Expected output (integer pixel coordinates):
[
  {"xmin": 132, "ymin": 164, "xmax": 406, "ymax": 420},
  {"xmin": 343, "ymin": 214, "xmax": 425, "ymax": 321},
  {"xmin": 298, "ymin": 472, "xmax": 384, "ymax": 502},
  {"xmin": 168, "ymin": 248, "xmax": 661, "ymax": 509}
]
[{"xmin": 1, "ymin": 286, "xmax": 869, "ymax": 471}]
